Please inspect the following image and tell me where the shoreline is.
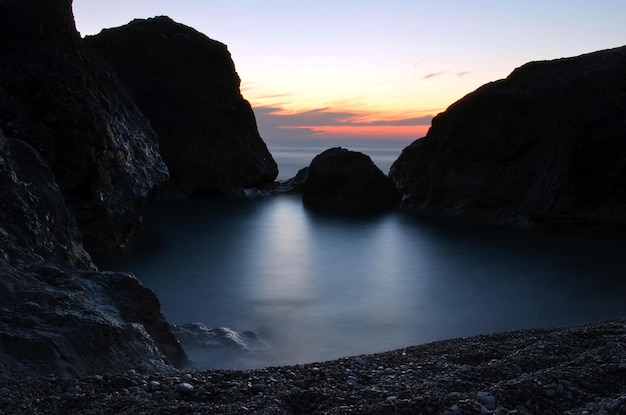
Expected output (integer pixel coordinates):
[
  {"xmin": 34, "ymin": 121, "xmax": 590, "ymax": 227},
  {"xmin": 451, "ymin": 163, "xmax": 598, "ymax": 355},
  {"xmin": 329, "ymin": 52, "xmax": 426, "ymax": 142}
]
[{"xmin": 2, "ymin": 318, "xmax": 625, "ymax": 414}]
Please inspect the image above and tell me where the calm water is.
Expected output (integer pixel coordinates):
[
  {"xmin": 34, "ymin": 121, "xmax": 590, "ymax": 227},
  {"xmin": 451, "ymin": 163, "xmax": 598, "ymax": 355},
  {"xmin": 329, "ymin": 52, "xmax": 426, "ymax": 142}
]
[{"xmin": 97, "ymin": 140, "xmax": 626, "ymax": 369}]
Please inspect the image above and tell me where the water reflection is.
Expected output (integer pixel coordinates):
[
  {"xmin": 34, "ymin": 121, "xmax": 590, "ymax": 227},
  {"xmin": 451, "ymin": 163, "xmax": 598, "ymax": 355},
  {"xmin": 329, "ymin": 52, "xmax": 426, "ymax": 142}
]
[{"xmin": 96, "ymin": 196, "xmax": 626, "ymax": 369}]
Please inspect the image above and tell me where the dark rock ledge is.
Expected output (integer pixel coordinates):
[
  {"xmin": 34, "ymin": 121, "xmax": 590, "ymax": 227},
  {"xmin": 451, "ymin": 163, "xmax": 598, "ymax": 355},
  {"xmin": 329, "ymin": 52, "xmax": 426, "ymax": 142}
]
[{"xmin": 1, "ymin": 319, "xmax": 625, "ymax": 414}]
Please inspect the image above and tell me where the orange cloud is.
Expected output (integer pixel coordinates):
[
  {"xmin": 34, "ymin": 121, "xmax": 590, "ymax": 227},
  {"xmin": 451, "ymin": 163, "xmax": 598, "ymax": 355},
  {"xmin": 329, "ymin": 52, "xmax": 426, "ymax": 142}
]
[
  {"xmin": 282, "ymin": 125, "xmax": 429, "ymax": 139},
  {"xmin": 254, "ymin": 105, "xmax": 434, "ymax": 140}
]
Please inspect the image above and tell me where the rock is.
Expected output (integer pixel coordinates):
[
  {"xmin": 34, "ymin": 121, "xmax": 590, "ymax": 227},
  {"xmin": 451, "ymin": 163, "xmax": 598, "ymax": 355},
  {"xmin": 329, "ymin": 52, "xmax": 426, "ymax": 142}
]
[
  {"xmin": 273, "ymin": 167, "xmax": 310, "ymax": 194},
  {"xmin": 177, "ymin": 382, "xmax": 194, "ymax": 394},
  {"xmin": 0, "ymin": 131, "xmax": 92, "ymax": 269},
  {"xmin": 0, "ymin": 263, "xmax": 187, "ymax": 379},
  {"xmin": 0, "ymin": 0, "xmax": 169, "ymax": 253},
  {"xmin": 390, "ymin": 45, "xmax": 626, "ymax": 232},
  {"xmin": 84, "ymin": 16, "xmax": 278, "ymax": 197},
  {"xmin": 303, "ymin": 148, "xmax": 400, "ymax": 213},
  {"xmin": 0, "ymin": 0, "xmax": 188, "ymax": 380},
  {"xmin": 476, "ymin": 391, "xmax": 496, "ymax": 409}
]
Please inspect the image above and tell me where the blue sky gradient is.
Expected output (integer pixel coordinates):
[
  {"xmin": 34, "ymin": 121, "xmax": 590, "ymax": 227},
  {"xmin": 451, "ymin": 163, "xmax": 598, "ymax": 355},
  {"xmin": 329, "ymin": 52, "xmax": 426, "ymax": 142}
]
[{"xmin": 73, "ymin": 1, "xmax": 626, "ymax": 141}]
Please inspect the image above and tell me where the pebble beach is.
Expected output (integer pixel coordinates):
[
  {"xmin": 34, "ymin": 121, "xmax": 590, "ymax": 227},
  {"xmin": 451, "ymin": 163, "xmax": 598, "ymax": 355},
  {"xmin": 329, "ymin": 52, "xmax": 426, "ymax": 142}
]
[{"xmin": 2, "ymin": 319, "xmax": 625, "ymax": 414}]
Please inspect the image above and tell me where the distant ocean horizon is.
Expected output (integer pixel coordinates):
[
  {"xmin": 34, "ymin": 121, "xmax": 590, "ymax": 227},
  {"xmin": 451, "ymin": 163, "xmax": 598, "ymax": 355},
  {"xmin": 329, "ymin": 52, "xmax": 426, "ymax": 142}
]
[{"xmin": 264, "ymin": 137, "xmax": 415, "ymax": 180}]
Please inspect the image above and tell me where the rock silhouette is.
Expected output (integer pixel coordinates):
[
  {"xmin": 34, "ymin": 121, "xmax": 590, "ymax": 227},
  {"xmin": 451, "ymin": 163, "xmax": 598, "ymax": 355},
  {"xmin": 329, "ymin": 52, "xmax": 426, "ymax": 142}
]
[
  {"xmin": 391, "ymin": 45, "xmax": 626, "ymax": 231},
  {"xmin": 84, "ymin": 16, "xmax": 278, "ymax": 197},
  {"xmin": 0, "ymin": 0, "xmax": 280, "ymax": 378},
  {"xmin": 0, "ymin": 0, "xmax": 168, "ymax": 253},
  {"xmin": 303, "ymin": 147, "xmax": 400, "ymax": 213}
]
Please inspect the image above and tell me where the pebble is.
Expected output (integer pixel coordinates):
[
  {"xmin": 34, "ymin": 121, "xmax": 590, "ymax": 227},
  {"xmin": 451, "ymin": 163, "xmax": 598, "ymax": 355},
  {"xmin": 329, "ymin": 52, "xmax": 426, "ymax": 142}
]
[
  {"xmin": 354, "ymin": 357, "xmax": 367, "ymax": 367},
  {"xmin": 111, "ymin": 376, "xmax": 133, "ymax": 389},
  {"xmin": 476, "ymin": 391, "xmax": 496, "ymax": 409},
  {"xmin": 1, "ymin": 320, "xmax": 626, "ymax": 414},
  {"xmin": 176, "ymin": 382, "xmax": 194, "ymax": 394}
]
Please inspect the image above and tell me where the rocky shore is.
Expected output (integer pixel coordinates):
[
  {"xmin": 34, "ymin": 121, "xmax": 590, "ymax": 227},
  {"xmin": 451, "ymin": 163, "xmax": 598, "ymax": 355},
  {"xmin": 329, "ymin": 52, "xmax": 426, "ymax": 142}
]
[{"xmin": 1, "ymin": 319, "xmax": 625, "ymax": 414}]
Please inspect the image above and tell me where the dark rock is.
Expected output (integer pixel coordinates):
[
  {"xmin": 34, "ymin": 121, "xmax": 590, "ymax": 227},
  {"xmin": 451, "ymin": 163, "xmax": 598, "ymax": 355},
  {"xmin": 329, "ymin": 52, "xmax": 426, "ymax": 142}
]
[
  {"xmin": 0, "ymin": 1, "xmax": 188, "ymax": 378},
  {"xmin": 0, "ymin": 131, "xmax": 187, "ymax": 378},
  {"xmin": 0, "ymin": 261, "xmax": 187, "ymax": 379},
  {"xmin": 390, "ymin": 46, "xmax": 626, "ymax": 231},
  {"xmin": 0, "ymin": 131, "xmax": 92, "ymax": 269},
  {"xmin": 0, "ymin": 0, "xmax": 169, "ymax": 253},
  {"xmin": 274, "ymin": 167, "xmax": 310, "ymax": 194},
  {"xmin": 84, "ymin": 16, "xmax": 278, "ymax": 197},
  {"xmin": 303, "ymin": 147, "xmax": 400, "ymax": 213}
]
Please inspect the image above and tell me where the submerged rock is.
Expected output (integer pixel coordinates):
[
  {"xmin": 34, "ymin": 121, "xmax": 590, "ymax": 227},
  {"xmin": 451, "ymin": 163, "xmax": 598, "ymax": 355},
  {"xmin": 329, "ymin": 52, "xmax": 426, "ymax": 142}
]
[
  {"xmin": 84, "ymin": 16, "xmax": 278, "ymax": 197},
  {"xmin": 390, "ymin": 45, "xmax": 626, "ymax": 231},
  {"xmin": 303, "ymin": 147, "xmax": 400, "ymax": 213}
]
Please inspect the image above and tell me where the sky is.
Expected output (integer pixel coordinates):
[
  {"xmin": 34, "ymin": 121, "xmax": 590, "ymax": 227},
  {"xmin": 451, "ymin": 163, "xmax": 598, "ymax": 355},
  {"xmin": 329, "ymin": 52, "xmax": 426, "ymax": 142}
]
[{"xmin": 72, "ymin": 1, "xmax": 626, "ymax": 142}]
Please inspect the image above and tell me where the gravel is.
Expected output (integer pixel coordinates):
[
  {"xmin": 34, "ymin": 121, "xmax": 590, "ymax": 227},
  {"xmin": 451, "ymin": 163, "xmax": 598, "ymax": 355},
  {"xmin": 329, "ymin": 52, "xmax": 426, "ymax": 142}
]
[{"xmin": 1, "ymin": 319, "xmax": 625, "ymax": 414}]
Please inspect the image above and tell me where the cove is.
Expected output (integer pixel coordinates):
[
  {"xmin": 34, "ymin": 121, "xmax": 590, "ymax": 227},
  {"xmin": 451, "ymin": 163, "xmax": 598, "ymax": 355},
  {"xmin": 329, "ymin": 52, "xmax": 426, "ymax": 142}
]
[{"xmin": 96, "ymin": 194, "xmax": 626, "ymax": 369}]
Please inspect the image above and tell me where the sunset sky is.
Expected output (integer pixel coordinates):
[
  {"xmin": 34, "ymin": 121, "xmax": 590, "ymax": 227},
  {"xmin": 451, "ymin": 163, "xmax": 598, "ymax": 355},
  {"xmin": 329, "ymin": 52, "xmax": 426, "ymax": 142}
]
[{"xmin": 72, "ymin": 1, "xmax": 625, "ymax": 142}]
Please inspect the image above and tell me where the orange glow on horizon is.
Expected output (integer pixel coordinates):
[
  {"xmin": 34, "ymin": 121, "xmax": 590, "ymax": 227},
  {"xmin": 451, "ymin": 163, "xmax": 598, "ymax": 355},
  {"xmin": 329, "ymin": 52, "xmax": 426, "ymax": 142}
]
[{"xmin": 282, "ymin": 125, "xmax": 430, "ymax": 139}]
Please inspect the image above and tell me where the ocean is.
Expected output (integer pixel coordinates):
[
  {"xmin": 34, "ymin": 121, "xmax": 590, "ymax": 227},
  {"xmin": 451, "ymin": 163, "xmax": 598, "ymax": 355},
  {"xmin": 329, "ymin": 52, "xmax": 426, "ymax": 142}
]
[{"xmin": 96, "ymin": 138, "xmax": 626, "ymax": 369}]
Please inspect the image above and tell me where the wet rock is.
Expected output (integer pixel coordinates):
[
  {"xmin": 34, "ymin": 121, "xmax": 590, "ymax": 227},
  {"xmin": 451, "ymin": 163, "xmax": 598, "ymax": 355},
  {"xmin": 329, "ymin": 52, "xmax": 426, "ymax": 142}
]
[
  {"xmin": 273, "ymin": 167, "xmax": 310, "ymax": 194},
  {"xmin": 391, "ymin": 46, "xmax": 626, "ymax": 232},
  {"xmin": 84, "ymin": 16, "xmax": 278, "ymax": 197},
  {"xmin": 303, "ymin": 147, "xmax": 400, "ymax": 213}
]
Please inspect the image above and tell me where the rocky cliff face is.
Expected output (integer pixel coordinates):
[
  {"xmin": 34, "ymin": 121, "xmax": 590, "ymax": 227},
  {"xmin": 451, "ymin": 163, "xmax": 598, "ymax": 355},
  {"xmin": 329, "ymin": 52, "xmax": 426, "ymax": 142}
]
[
  {"xmin": 0, "ymin": 130, "xmax": 187, "ymax": 378},
  {"xmin": 391, "ymin": 46, "xmax": 626, "ymax": 231},
  {"xmin": 84, "ymin": 16, "xmax": 278, "ymax": 196},
  {"xmin": 0, "ymin": 0, "xmax": 169, "ymax": 253},
  {"xmin": 0, "ymin": 0, "xmax": 282, "ymax": 379}
]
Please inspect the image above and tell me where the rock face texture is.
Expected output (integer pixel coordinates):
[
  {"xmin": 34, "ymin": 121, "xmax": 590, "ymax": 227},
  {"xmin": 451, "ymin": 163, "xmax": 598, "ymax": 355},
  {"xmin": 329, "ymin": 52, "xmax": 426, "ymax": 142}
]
[
  {"xmin": 0, "ymin": 130, "xmax": 187, "ymax": 379},
  {"xmin": 303, "ymin": 148, "xmax": 400, "ymax": 213},
  {"xmin": 0, "ymin": 0, "xmax": 277, "ymax": 379},
  {"xmin": 84, "ymin": 16, "xmax": 278, "ymax": 196},
  {"xmin": 0, "ymin": 0, "xmax": 169, "ymax": 253},
  {"xmin": 390, "ymin": 46, "xmax": 626, "ymax": 230}
]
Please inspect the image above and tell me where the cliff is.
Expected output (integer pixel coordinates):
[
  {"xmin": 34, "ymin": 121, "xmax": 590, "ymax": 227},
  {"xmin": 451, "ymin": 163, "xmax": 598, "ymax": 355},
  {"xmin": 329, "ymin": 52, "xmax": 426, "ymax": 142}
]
[
  {"xmin": 0, "ymin": 0, "xmax": 169, "ymax": 253},
  {"xmin": 0, "ymin": 0, "xmax": 277, "ymax": 378},
  {"xmin": 84, "ymin": 16, "xmax": 278, "ymax": 196},
  {"xmin": 390, "ymin": 46, "xmax": 626, "ymax": 231}
]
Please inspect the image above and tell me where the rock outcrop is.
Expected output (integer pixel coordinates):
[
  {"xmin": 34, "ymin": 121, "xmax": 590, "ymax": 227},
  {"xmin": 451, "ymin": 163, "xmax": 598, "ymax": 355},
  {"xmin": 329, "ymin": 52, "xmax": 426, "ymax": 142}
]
[
  {"xmin": 0, "ymin": 0, "xmax": 279, "ymax": 378},
  {"xmin": 0, "ymin": 130, "xmax": 187, "ymax": 379},
  {"xmin": 84, "ymin": 16, "xmax": 278, "ymax": 197},
  {"xmin": 303, "ymin": 148, "xmax": 400, "ymax": 213},
  {"xmin": 0, "ymin": 0, "xmax": 169, "ymax": 253},
  {"xmin": 390, "ymin": 46, "xmax": 626, "ymax": 231}
]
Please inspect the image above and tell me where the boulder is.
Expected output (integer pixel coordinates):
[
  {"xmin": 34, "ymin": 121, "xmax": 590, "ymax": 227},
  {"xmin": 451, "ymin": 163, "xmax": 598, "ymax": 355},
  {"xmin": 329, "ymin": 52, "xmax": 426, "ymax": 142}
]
[
  {"xmin": 0, "ymin": 0, "xmax": 169, "ymax": 253},
  {"xmin": 303, "ymin": 147, "xmax": 400, "ymax": 213},
  {"xmin": 390, "ymin": 46, "xmax": 626, "ymax": 231},
  {"xmin": 84, "ymin": 16, "xmax": 278, "ymax": 197}
]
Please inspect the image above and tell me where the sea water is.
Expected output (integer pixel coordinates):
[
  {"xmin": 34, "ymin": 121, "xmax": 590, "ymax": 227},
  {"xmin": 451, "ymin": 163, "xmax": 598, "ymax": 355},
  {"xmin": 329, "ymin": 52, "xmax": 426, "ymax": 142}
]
[{"xmin": 96, "ymin": 139, "xmax": 626, "ymax": 369}]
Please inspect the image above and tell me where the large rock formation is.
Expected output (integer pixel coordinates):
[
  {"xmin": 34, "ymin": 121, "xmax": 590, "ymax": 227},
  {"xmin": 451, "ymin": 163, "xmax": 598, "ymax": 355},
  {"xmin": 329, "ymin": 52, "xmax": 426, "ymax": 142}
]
[
  {"xmin": 303, "ymin": 147, "xmax": 400, "ymax": 213},
  {"xmin": 84, "ymin": 16, "xmax": 278, "ymax": 196},
  {"xmin": 391, "ymin": 46, "xmax": 626, "ymax": 231},
  {"xmin": 0, "ymin": 0, "xmax": 169, "ymax": 253},
  {"xmin": 0, "ymin": 130, "xmax": 187, "ymax": 378}
]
